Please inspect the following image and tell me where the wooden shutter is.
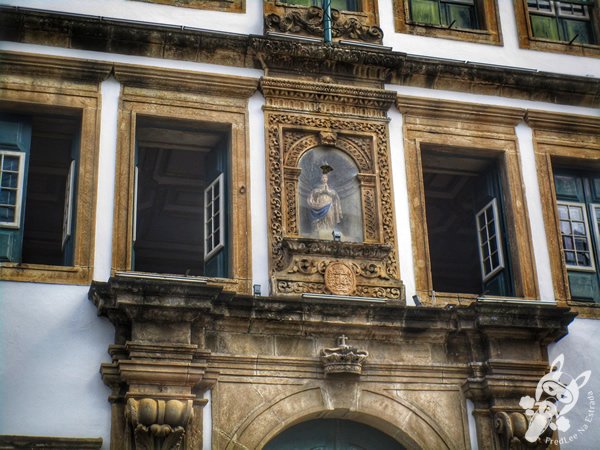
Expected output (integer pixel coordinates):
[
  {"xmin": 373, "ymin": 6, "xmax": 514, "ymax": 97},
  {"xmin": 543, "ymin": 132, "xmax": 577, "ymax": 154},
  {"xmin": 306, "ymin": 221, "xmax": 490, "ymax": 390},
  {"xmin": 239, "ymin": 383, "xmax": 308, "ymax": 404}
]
[{"xmin": 0, "ymin": 118, "xmax": 32, "ymax": 262}]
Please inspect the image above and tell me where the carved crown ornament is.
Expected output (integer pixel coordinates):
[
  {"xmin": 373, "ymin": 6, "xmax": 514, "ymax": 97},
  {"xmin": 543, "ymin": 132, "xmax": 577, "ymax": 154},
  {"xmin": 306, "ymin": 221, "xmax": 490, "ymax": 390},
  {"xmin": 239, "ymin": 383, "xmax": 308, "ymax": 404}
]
[
  {"xmin": 320, "ymin": 335, "xmax": 369, "ymax": 375},
  {"xmin": 261, "ymin": 77, "xmax": 404, "ymax": 301}
]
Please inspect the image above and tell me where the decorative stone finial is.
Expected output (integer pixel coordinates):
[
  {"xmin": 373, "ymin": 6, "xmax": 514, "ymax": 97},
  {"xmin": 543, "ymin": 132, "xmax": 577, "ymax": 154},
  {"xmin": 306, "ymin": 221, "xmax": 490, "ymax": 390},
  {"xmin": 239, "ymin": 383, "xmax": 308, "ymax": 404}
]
[{"xmin": 320, "ymin": 335, "xmax": 368, "ymax": 375}]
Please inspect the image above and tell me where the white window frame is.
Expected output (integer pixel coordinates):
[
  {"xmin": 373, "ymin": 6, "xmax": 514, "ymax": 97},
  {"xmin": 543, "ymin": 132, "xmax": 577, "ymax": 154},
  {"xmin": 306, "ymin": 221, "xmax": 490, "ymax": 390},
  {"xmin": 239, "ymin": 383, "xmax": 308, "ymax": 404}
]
[
  {"xmin": 557, "ymin": 200, "xmax": 596, "ymax": 272},
  {"xmin": 590, "ymin": 203, "xmax": 600, "ymax": 263},
  {"xmin": 204, "ymin": 172, "xmax": 225, "ymax": 262},
  {"xmin": 476, "ymin": 198, "xmax": 506, "ymax": 282},
  {"xmin": 0, "ymin": 150, "xmax": 26, "ymax": 229},
  {"xmin": 61, "ymin": 160, "xmax": 75, "ymax": 250}
]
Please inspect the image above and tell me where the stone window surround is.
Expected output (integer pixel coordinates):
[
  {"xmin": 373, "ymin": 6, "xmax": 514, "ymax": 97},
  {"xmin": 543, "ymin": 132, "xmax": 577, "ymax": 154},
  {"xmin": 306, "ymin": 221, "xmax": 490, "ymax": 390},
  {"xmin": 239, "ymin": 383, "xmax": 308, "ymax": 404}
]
[
  {"xmin": 392, "ymin": 0, "xmax": 502, "ymax": 45},
  {"xmin": 0, "ymin": 52, "xmax": 108, "ymax": 285},
  {"xmin": 513, "ymin": 0, "xmax": 600, "ymax": 57},
  {"xmin": 398, "ymin": 96, "xmax": 539, "ymax": 305},
  {"xmin": 111, "ymin": 64, "xmax": 257, "ymax": 295},
  {"xmin": 528, "ymin": 110, "xmax": 600, "ymax": 318},
  {"xmin": 129, "ymin": 0, "xmax": 245, "ymax": 13}
]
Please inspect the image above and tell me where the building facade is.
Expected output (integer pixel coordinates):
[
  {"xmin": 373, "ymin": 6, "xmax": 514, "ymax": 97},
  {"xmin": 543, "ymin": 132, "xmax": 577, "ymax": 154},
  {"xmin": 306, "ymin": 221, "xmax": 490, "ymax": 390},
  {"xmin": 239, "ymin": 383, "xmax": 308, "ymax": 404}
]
[{"xmin": 0, "ymin": 1, "xmax": 599, "ymax": 449}]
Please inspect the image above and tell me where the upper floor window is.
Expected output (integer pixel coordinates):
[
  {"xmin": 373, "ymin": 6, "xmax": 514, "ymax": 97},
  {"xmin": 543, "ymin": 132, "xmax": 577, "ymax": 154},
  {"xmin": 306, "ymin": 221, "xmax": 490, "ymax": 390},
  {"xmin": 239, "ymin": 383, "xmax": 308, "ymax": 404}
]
[
  {"xmin": 554, "ymin": 170, "xmax": 600, "ymax": 302},
  {"xmin": 130, "ymin": 0, "xmax": 245, "ymax": 13},
  {"xmin": 527, "ymin": 0, "xmax": 596, "ymax": 44},
  {"xmin": 392, "ymin": 0, "xmax": 501, "ymax": 44},
  {"xmin": 514, "ymin": 0, "xmax": 599, "ymax": 56},
  {"xmin": 278, "ymin": 0, "xmax": 362, "ymax": 11},
  {"xmin": 409, "ymin": 0, "xmax": 479, "ymax": 29},
  {"xmin": 0, "ymin": 113, "xmax": 80, "ymax": 267}
]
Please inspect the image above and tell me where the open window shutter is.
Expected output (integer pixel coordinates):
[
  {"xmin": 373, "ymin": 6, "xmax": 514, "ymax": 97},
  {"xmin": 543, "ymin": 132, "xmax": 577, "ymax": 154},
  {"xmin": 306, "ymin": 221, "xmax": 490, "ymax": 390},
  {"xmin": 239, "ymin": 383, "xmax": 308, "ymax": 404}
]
[
  {"xmin": 475, "ymin": 169, "xmax": 512, "ymax": 297},
  {"xmin": 61, "ymin": 129, "xmax": 80, "ymax": 265},
  {"xmin": 411, "ymin": 0, "xmax": 442, "ymax": 25},
  {"xmin": 204, "ymin": 172, "xmax": 225, "ymax": 264},
  {"xmin": 0, "ymin": 118, "xmax": 32, "ymax": 263}
]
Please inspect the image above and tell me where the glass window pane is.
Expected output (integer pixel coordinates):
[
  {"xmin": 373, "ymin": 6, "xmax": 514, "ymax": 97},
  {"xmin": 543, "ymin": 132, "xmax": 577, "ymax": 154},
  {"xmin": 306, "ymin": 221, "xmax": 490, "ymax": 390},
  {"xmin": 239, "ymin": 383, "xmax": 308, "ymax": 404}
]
[
  {"xmin": 563, "ymin": 236, "xmax": 574, "ymax": 250},
  {"xmin": 575, "ymin": 237, "xmax": 589, "ymax": 251},
  {"xmin": 560, "ymin": 220, "xmax": 572, "ymax": 235},
  {"xmin": 572, "ymin": 222, "xmax": 585, "ymax": 236},
  {"xmin": 2, "ymin": 155, "xmax": 19, "ymax": 171},
  {"xmin": 411, "ymin": 0, "xmax": 442, "ymax": 25},
  {"xmin": 1, "ymin": 172, "xmax": 18, "ymax": 188},
  {"xmin": 569, "ymin": 205, "xmax": 583, "ymax": 221},
  {"xmin": 577, "ymin": 252, "xmax": 590, "ymax": 266},
  {"xmin": 0, "ymin": 206, "xmax": 15, "ymax": 222},
  {"xmin": 531, "ymin": 14, "xmax": 560, "ymax": 40},
  {"xmin": 559, "ymin": 205, "xmax": 569, "ymax": 219}
]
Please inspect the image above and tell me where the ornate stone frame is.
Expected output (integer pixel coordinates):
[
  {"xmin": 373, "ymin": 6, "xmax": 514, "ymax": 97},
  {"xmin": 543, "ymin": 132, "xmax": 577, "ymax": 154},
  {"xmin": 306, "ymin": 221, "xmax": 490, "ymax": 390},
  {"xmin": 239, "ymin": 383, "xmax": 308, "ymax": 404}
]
[
  {"xmin": 392, "ymin": 0, "xmax": 502, "ymax": 45},
  {"xmin": 262, "ymin": 77, "xmax": 403, "ymax": 299},
  {"xmin": 0, "ymin": 52, "xmax": 109, "ymax": 284},
  {"xmin": 264, "ymin": 0, "xmax": 382, "ymax": 44},
  {"xmin": 513, "ymin": 0, "xmax": 600, "ymax": 58},
  {"xmin": 112, "ymin": 64, "xmax": 257, "ymax": 294},
  {"xmin": 130, "ymin": 0, "xmax": 245, "ymax": 12},
  {"xmin": 528, "ymin": 110, "xmax": 600, "ymax": 318},
  {"xmin": 398, "ymin": 96, "xmax": 539, "ymax": 305}
]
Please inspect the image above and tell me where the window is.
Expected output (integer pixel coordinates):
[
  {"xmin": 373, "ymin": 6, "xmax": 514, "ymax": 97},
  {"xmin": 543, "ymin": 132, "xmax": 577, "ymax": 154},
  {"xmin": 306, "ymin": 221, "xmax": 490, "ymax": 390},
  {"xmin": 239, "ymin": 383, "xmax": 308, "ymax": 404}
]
[
  {"xmin": 515, "ymin": 0, "xmax": 599, "ymax": 56},
  {"xmin": 278, "ymin": 0, "xmax": 362, "ymax": 11},
  {"xmin": 0, "ymin": 113, "xmax": 81, "ymax": 267},
  {"xmin": 527, "ymin": 0, "xmax": 596, "ymax": 44},
  {"xmin": 392, "ymin": 0, "xmax": 501, "ymax": 44},
  {"xmin": 554, "ymin": 171, "xmax": 600, "ymax": 302},
  {"xmin": 112, "ymin": 66, "xmax": 255, "ymax": 293},
  {"xmin": 133, "ymin": 117, "xmax": 229, "ymax": 277},
  {"xmin": 409, "ymin": 0, "xmax": 478, "ymax": 29},
  {"xmin": 422, "ymin": 150, "xmax": 513, "ymax": 296},
  {"xmin": 130, "ymin": 0, "xmax": 245, "ymax": 13}
]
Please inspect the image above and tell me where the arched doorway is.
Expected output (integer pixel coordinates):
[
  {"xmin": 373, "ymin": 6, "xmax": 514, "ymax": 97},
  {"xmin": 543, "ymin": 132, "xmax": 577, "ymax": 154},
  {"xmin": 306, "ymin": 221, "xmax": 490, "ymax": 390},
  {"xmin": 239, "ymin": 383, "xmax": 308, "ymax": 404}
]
[{"xmin": 263, "ymin": 418, "xmax": 406, "ymax": 450}]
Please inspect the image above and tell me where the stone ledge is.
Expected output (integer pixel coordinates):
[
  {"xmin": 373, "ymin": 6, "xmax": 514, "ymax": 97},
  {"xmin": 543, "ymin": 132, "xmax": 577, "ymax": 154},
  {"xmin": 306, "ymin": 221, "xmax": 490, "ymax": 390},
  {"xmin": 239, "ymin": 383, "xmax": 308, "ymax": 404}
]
[
  {"xmin": 0, "ymin": 436, "xmax": 102, "ymax": 449},
  {"xmin": 1, "ymin": 6, "xmax": 598, "ymax": 107}
]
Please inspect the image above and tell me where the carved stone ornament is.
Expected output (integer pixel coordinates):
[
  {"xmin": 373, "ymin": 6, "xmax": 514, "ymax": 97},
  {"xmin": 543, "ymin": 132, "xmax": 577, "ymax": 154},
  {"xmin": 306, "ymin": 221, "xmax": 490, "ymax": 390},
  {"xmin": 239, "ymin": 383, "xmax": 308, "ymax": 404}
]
[
  {"xmin": 320, "ymin": 335, "xmax": 368, "ymax": 375},
  {"xmin": 264, "ymin": 6, "xmax": 383, "ymax": 44},
  {"xmin": 126, "ymin": 398, "xmax": 193, "ymax": 450},
  {"xmin": 324, "ymin": 261, "xmax": 356, "ymax": 295},
  {"xmin": 494, "ymin": 411, "xmax": 553, "ymax": 450},
  {"xmin": 262, "ymin": 77, "xmax": 404, "ymax": 301}
]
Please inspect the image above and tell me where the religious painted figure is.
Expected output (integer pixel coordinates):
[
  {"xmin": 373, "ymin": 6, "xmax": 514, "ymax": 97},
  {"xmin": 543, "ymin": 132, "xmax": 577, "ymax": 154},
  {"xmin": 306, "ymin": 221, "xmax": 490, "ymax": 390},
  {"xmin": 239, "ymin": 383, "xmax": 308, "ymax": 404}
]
[
  {"xmin": 298, "ymin": 147, "xmax": 363, "ymax": 242},
  {"xmin": 307, "ymin": 170, "xmax": 343, "ymax": 234}
]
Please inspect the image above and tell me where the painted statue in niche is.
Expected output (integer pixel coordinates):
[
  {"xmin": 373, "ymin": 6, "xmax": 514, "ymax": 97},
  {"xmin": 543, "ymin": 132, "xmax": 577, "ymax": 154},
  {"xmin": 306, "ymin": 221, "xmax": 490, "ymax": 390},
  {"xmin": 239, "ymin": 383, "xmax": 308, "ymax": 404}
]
[{"xmin": 299, "ymin": 146, "xmax": 363, "ymax": 242}]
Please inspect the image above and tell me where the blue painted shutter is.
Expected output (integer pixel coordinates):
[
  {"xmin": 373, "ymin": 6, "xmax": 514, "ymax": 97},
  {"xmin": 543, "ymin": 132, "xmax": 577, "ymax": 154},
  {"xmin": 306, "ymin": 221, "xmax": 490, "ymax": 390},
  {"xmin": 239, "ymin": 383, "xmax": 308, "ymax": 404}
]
[{"xmin": 0, "ymin": 118, "xmax": 32, "ymax": 262}]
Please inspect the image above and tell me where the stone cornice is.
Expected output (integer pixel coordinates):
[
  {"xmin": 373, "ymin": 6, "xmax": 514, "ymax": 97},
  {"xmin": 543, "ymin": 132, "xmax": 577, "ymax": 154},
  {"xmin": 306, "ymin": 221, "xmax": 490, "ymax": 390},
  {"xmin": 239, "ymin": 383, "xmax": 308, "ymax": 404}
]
[
  {"xmin": 90, "ymin": 277, "xmax": 576, "ymax": 339},
  {"xmin": 1, "ymin": 6, "xmax": 598, "ymax": 106},
  {"xmin": 396, "ymin": 95, "xmax": 526, "ymax": 126},
  {"xmin": 526, "ymin": 109, "xmax": 600, "ymax": 134},
  {"xmin": 0, "ymin": 436, "xmax": 103, "ymax": 449}
]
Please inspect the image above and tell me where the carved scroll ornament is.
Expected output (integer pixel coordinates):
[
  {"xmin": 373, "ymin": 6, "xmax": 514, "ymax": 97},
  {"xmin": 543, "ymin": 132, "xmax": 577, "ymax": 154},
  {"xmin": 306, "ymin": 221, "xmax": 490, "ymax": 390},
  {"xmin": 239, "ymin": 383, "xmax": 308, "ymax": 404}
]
[
  {"xmin": 495, "ymin": 411, "xmax": 553, "ymax": 450},
  {"xmin": 127, "ymin": 398, "xmax": 193, "ymax": 450},
  {"xmin": 265, "ymin": 6, "xmax": 384, "ymax": 44}
]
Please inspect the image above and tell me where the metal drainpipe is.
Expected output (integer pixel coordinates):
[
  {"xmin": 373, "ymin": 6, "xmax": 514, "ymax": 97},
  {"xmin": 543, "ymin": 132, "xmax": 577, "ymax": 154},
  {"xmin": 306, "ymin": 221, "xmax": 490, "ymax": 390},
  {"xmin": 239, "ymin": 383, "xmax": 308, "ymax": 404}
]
[{"xmin": 323, "ymin": 0, "xmax": 332, "ymax": 44}]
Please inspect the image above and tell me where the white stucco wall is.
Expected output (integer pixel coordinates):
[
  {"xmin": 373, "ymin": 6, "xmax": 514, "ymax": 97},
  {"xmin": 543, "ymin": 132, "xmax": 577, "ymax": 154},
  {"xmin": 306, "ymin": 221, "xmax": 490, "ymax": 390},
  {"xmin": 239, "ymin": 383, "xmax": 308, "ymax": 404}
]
[
  {"xmin": 0, "ymin": 282, "xmax": 114, "ymax": 448},
  {"xmin": 548, "ymin": 319, "xmax": 600, "ymax": 450}
]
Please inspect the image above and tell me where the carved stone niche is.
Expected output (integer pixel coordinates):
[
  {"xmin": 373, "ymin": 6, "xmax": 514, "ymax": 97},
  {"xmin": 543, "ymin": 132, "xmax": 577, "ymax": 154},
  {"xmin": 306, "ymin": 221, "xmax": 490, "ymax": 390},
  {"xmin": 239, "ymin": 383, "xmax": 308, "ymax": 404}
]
[
  {"xmin": 261, "ymin": 77, "xmax": 404, "ymax": 300},
  {"xmin": 264, "ymin": 1, "xmax": 383, "ymax": 44}
]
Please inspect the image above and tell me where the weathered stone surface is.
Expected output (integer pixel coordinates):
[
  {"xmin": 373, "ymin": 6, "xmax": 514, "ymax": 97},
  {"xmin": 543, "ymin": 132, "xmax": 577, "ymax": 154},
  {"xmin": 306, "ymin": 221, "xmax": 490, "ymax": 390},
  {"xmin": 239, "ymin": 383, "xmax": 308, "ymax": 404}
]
[{"xmin": 90, "ymin": 274, "xmax": 575, "ymax": 449}]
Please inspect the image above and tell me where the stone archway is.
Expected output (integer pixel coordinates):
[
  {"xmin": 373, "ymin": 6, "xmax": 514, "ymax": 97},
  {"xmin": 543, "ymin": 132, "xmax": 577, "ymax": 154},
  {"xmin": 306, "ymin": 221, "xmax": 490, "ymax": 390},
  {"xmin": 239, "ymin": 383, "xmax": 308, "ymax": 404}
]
[{"xmin": 223, "ymin": 385, "xmax": 456, "ymax": 450}]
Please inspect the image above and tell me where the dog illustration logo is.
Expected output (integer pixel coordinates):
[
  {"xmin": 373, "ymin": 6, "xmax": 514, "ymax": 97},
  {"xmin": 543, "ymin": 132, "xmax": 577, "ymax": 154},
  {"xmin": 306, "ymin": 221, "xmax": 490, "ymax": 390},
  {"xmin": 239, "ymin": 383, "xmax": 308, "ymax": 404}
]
[{"xmin": 519, "ymin": 354, "xmax": 591, "ymax": 443}]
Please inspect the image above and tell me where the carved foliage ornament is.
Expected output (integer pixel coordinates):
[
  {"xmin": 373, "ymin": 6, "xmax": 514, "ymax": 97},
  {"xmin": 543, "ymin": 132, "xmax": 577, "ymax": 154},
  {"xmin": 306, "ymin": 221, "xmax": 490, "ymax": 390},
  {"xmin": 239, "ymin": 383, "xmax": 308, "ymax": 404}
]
[
  {"xmin": 126, "ymin": 398, "xmax": 193, "ymax": 450},
  {"xmin": 265, "ymin": 6, "xmax": 383, "ymax": 44}
]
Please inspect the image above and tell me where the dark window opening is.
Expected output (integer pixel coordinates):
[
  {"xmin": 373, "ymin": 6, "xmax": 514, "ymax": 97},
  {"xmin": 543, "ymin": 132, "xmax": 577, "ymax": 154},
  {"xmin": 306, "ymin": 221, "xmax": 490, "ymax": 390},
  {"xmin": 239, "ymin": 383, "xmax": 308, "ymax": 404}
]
[
  {"xmin": 410, "ymin": 0, "xmax": 480, "ymax": 30},
  {"xmin": 133, "ymin": 116, "xmax": 229, "ymax": 277},
  {"xmin": 422, "ymin": 150, "xmax": 513, "ymax": 296},
  {"xmin": 0, "ymin": 112, "xmax": 81, "ymax": 266}
]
